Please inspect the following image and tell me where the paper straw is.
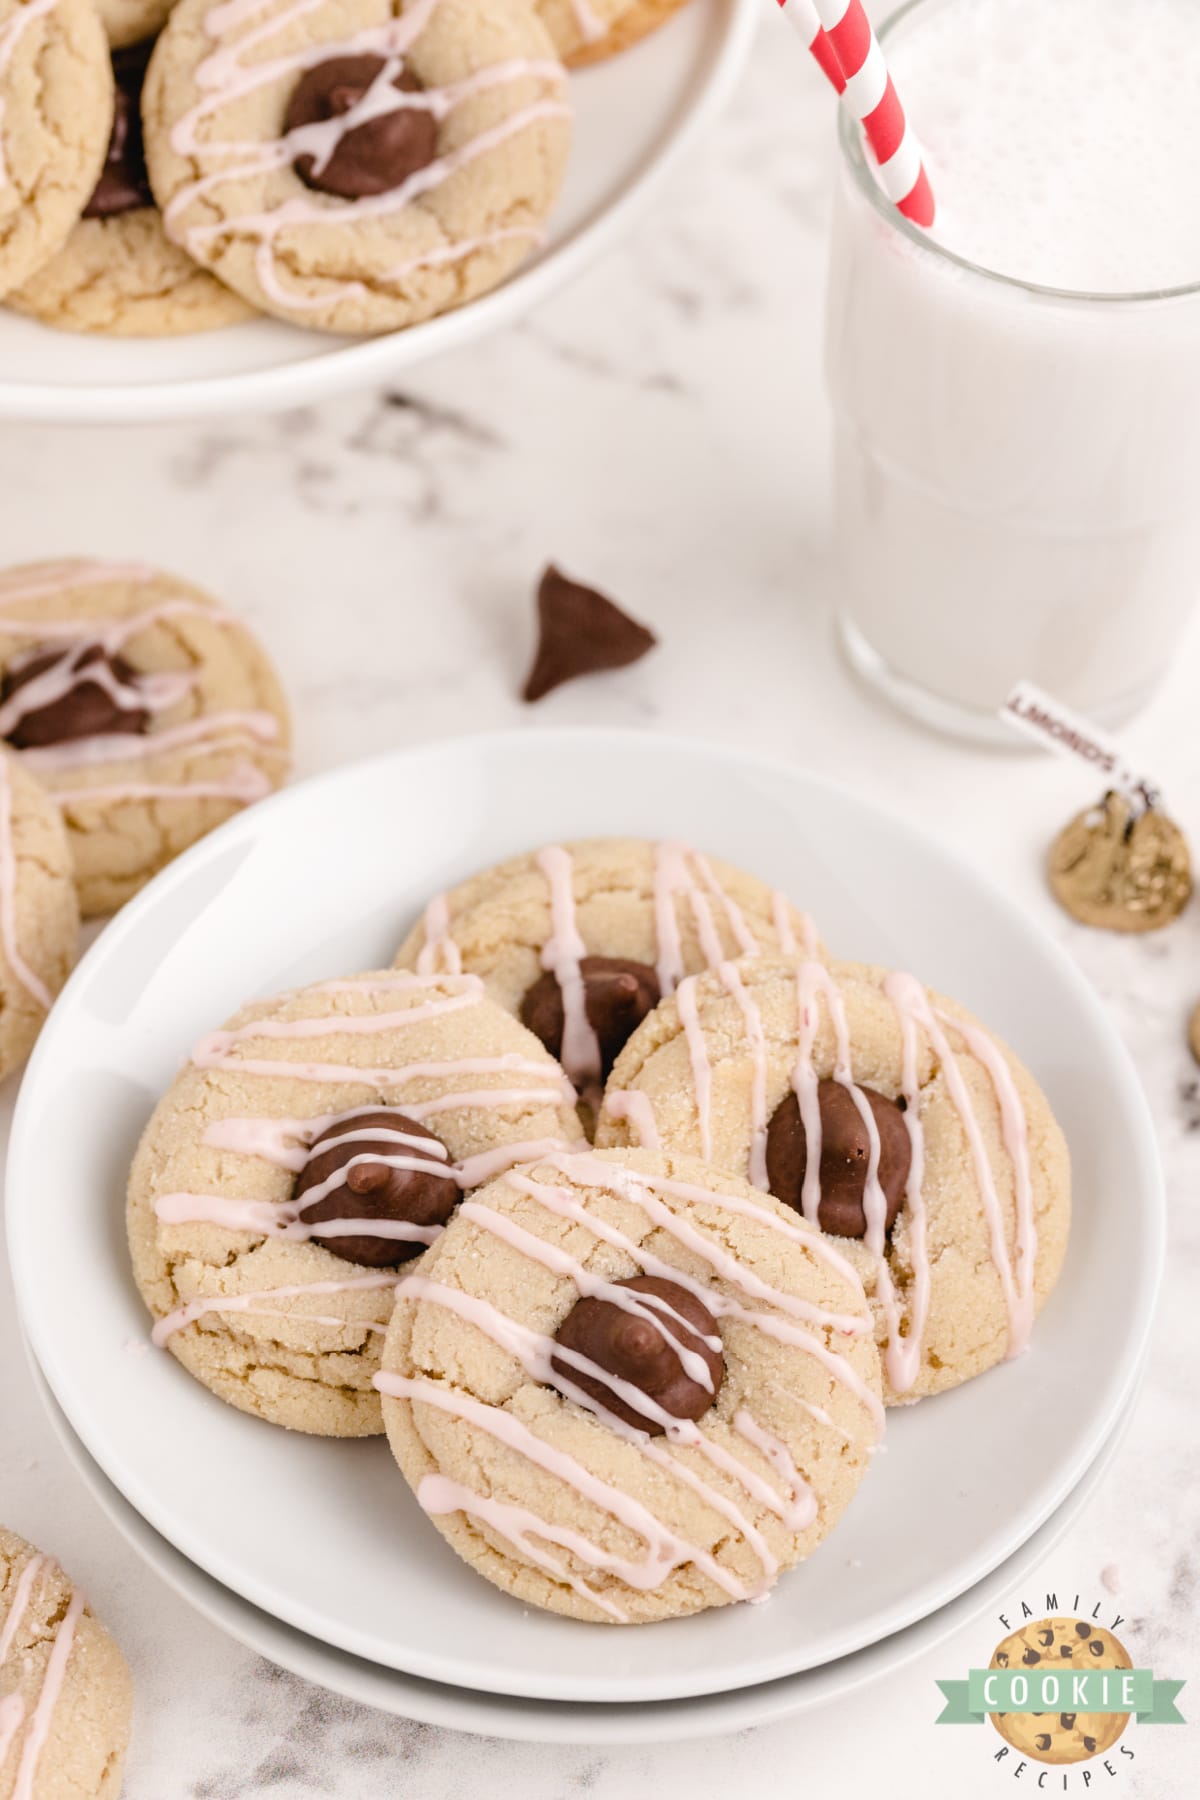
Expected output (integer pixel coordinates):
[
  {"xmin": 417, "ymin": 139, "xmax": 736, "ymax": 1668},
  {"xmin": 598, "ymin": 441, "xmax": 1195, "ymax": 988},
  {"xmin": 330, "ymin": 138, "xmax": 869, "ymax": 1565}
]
[
  {"xmin": 778, "ymin": 0, "xmax": 936, "ymax": 227},
  {"xmin": 778, "ymin": 0, "xmax": 847, "ymax": 93}
]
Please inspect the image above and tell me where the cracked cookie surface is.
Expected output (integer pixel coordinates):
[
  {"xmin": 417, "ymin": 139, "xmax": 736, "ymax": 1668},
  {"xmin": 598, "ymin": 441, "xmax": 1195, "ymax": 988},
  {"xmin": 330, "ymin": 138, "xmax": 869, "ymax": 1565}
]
[
  {"xmin": 595, "ymin": 957, "xmax": 1071, "ymax": 1404},
  {"xmin": 8, "ymin": 205, "xmax": 256, "ymax": 333},
  {"xmin": 128, "ymin": 968, "xmax": 584, "ymax": 1436},
  {"xmin": 379, "ymin": 1146, "xmax": 882, "ymax": 1623},
  {"xmin": 0, "ymin": 744, "xmax": 78, "ymax": 1079},
  {"xmin": 0, "ymin": 1526, "xmax": 133, "ymax": 1800},
  {"xmin": 0, "ymin": 0, "xmax": 114, "ymax": 298},
  {"xmin": 142, "ymin": 0, "xmax": 571, "ymax": 334},
  {"xmin": 0, "ymin": 557, "xmax": 290, "ymax": 916}
]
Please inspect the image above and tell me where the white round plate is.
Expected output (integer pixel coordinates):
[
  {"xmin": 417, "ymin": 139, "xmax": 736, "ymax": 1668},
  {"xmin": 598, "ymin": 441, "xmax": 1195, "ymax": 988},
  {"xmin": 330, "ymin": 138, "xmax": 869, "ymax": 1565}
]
[
  {"xmin": 0, "ymin": 0, "xmax": 756, "ymax": 424},
  {"xmin": 28, "ymin": 1350, "xmax": 1136, "ymax": 1744},
  {"xmin": 7, "ymin": 729, "xmax": 1164, "ymax": 1705}
]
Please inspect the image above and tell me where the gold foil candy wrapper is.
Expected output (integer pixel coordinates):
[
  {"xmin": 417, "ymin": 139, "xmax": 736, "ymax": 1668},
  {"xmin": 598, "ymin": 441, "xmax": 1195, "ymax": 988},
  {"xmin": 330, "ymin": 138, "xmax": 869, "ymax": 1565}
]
[{"xmin": 1050, "ymin": 790, "xmax": 1192, "ymax": 932}]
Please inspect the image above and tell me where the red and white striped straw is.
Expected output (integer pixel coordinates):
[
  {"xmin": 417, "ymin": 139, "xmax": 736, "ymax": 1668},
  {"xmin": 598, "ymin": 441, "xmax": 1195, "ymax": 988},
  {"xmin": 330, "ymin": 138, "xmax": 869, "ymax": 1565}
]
[{"xmin": 777, "ymin": 0, "xmax": 935, "ymax": 228}]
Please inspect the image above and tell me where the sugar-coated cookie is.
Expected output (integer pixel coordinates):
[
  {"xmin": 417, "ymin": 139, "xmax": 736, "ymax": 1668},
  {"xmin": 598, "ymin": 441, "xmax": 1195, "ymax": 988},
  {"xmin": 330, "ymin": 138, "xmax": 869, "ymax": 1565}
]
[
  {"xmin": 0, "ymin": 1527, "xmax": 133, "ymax": 1800},
  {"xmin": 595, "ymin": 956, "xmax": 1071, "ymax": 1404},
  {"xmin": 0, "ymin": 558, "xmax": 289, "ymax": 915},
  {"xmin": 378, "ymin": 1146, "xmax": 883, "ymax": 1624},
  {"xmin": 393, "ymin": 838, "xmax": 820, "ymax": 1108},
  {"xmin": 550, "ymin": 0, "xmax": 693, "ymax": 67},
  {"xmin": 0, "ymin": 746, "xmax": 78, "ymax": 1078},
  {"xmin": 9, "ymin": 39, "xmax": 254, "ymax": 334},
  {"xmin": 0, "ymin": 0, "xmax": 114, "ymax": 298},
  {"xmin": 128, "ymin": 969, "xmax": 584, "ymax": 1436},
  {"xmin": 143, "ymin": 0, "xmax": 571, "ymax": 334}
]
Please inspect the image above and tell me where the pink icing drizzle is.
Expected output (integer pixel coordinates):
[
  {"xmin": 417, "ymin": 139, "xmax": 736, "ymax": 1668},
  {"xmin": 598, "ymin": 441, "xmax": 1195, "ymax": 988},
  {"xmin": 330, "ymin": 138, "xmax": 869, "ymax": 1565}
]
[
  {"xmin": 600, "ymin": 1088, "xmax": 660, "ymax": 1149},
  {"xmin": 0, "ymin": 1557, "xmax": 46, "ymax": 1667},
  {"xmin": 674, "ymin": 975, "xmax": 713, "ymax": 1162},
  {"xmin": 0, "ymin": 759, "xmax": 53, "ymax": 1013},
  {"xmin": 536, "ymin": 844, "xmax": 602, "ymax": 1091},
  {"xmin": 715, "ymin": 960, "xmax": 769, "ymax": 1189},
  {"xmin": 11, "ymin": 1586, "xmax": 84, "ymax": 1800},
  {"xmin": 886, "ymin": 974, "xmax": 1038, "ymax": 1358},
  {"xmin": 415, "ymin": 891, "xmax": 461, "ymax": 976},
  {"xmin": 0, "ymin": 1695, "xmax": 23, "ymax": 1770},
  {"xmin": 152, "ymin": 1271, "xmax": 397, "ymax": 1346}
]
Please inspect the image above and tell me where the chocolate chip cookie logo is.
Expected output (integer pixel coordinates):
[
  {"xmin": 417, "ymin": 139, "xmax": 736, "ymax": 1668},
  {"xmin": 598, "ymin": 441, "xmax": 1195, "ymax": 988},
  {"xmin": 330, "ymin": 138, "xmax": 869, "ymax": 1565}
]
[{"xmin": 936, "ymin": 1598, "xmax": 1185, "ymax": 1783}]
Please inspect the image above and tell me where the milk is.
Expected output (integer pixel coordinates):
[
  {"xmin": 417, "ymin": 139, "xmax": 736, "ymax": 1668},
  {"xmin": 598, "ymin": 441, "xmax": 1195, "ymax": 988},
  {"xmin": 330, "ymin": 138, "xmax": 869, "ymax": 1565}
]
[{"xmin": 825, "ymin": 0, "xmax": 1200, "ymax": 736}]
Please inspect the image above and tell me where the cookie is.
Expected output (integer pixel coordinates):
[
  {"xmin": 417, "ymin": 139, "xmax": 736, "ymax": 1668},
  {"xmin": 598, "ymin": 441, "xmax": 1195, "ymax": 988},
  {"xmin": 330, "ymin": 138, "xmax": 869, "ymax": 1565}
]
[
  {"xmin": 0, "ymin": 1527, "xmax": 133, "ymax": 1800},
  {"xmin": 9, "ymin": 38, "xmax": 254, "ymax": 334},
  {"xmin": 142, "ymin": 0, "xmax": 571, "ymax": 334},
  {"xmin": 595, "ymin": 956, "xmax": 1071, "ymax": 1404},
  {"xmin": 0, "ymin": 558, "xmax": 290, "ymax": 916},
  {"xmin": 393, "ymin": 838, "xmax": 820, "ymax": 1109},
  {"xmin": 0, "ymin": 0, "xmax": 113, "ymax": 300},
  {"xmin": 0, "ymin": 746, "xmax": 79, "ymax": 1079},
  {"xmin": 990, "ymin": 1617, "xmax": 1132, "ymax": 1764},
  {"xmin": 98, "ymin": 0, "xmax": 173, "ymax": 47},
  {"xmin": 553, "ymin": 0, "xmax": 693, "ymax": 67},
  {"xmin": 378, "ymin": 1146, "xmax": 883, "ymax": 1624},
  {"xmin": 128, "ymin": 968, "xmax": 584, "ymax": 1436}
]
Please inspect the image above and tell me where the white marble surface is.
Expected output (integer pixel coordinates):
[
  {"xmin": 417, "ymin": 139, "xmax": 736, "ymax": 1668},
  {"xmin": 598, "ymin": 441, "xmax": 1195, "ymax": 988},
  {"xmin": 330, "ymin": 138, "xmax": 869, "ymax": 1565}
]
[{"xmin": 1, "ymin": 10, "xmax": 1198, "ymax": 1795}]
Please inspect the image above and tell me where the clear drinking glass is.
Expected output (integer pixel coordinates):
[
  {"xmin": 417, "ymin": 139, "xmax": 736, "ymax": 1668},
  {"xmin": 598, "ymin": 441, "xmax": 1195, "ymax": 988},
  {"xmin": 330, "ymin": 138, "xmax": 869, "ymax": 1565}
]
[{"xmin": 825, "ymin": 0, "xmax": 1200, "ymax": 744}]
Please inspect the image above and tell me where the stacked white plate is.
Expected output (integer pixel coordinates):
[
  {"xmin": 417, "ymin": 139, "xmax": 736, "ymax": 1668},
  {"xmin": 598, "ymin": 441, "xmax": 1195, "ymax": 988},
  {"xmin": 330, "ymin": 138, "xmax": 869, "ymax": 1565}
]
[{"xmin": 8, "ymin": 731, "xmax": 1164, "ymax": 1742}]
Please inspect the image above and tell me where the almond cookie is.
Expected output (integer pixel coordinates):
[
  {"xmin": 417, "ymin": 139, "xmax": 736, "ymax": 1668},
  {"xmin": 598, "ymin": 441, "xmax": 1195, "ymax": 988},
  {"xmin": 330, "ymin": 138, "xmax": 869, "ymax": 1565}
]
[
  {"xmin": 142, "ymin": 0, "xmax": 571, "ymax": 334},
  {"xmin": 128, "ymin": 968, "xmax": 584, "ymax": 1436},
  {"xmin": 0, "ymin": 746, "xmax": 78, "ymax": 1079},
  {"xmin": 544, "ymin": 0, "xmax": 693, "ymax": 67},
  {"xmin": 0, "ymin": 0, "xmax": 113, "ymax": 299},
  {"xmin": 394, "ymin": 838, "xmax": 821, "ymax": 1111},
  {"xmin": 9, "ymin": 38, "xmax": 254, "ymax": 334},
  {"xmin": 595, "ymin": 956, "xmax": 1071, "ymax": 1405},
  {"xmin": 0, "ymin": 558, "xmax": 289, "ymax": 916},
  {"xmin": 990, "ymin": 1618, "xmax": 1132, "ymax": 1764},
  {"xmin": 377, "ymin": 1146, "xmax": 882, "ymax": 1624},
  {"xmin": 0, "ymin": 1527, "xmax": 133, "ymax": 1800}
]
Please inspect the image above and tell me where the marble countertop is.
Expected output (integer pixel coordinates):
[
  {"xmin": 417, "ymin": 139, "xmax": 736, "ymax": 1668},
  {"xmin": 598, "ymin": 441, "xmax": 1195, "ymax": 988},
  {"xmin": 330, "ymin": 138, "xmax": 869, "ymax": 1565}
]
[{"xmin": 1, "ymin": 11, "xmax": 1197, "ymax": 1797}]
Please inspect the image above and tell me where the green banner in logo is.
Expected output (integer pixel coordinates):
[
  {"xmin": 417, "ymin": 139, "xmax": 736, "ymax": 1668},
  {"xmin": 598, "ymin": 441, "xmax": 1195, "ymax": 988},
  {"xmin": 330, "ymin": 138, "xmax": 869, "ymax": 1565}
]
[{"xmin": 936, "ymin": 1671, "xmax": 1186, "ymax": 1726}]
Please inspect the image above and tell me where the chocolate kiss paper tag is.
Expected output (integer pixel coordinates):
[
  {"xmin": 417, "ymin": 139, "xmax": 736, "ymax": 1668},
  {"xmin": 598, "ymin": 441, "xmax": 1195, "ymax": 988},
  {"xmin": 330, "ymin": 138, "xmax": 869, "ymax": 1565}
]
[{"xmin": 1001, "ymin": 680, "xmax": 1191, "ymax": 932}]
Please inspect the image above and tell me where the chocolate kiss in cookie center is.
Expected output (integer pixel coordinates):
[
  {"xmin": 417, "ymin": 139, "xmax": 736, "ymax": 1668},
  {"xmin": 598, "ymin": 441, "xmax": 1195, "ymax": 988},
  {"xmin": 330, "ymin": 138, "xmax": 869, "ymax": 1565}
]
[
  {"xmin": 550, "ymin": 1275, "xmax": 723, "ymax": 1435},
  {"xmin": 284, "ymin": 55, "xmax": 438, "ymax": 200},
  {"xmin": 292, "ymin": 1108, "xmax": 458, "ymax": 1267},
  {"xmin": 521, "ymin": 956, "xmax": 661, "ymax": 1084},
  {"xmin": 0, "ymin": 642, "xmax": 151, "ymax": 749},
  {"xmin": 765, "ymin": 1079, "xmax": 911, "ymax": 1240},
  {"xmin": 84, "ymin": 41, "xmax": 155, "ymax": 221}
]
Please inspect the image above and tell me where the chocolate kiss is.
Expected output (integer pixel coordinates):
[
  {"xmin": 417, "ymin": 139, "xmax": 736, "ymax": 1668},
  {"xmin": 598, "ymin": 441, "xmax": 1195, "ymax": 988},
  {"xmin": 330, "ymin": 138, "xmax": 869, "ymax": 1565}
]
[
  {"xmin": 285, "ymin": 55, "xmax": 438, "ymax": 199},
  {"xmin": 1, "ymin": 643, "xmax": 150, "ymax": 748},
  {"xmin": 521, "ymin": 956, "xmax": 661, "ymax": 1082},
  {"xmin": 522, "ymin": 565, "xmax": 657, "ymax": 703},
  {"xmin": 550, "ymin": 1274, "xmax": 723, "ymax": 1433},
  {"xmin": 84, "ymin": 41, "xmax": 155, "ymax": 220},
  {"xmin": 765, "ymin": 1079, "xmax": 911, "ymax": 1239},
  {"xmin": 293, "ymin": 1108, "xmax": 458, "ymax": 1267}
]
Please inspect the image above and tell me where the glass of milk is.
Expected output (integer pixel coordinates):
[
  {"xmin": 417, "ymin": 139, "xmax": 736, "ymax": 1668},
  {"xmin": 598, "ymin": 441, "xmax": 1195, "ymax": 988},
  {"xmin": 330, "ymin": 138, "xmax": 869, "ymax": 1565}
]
[{"xmin": 826, "ymin": 0, "xmax": 1200, "ymax": 742}]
